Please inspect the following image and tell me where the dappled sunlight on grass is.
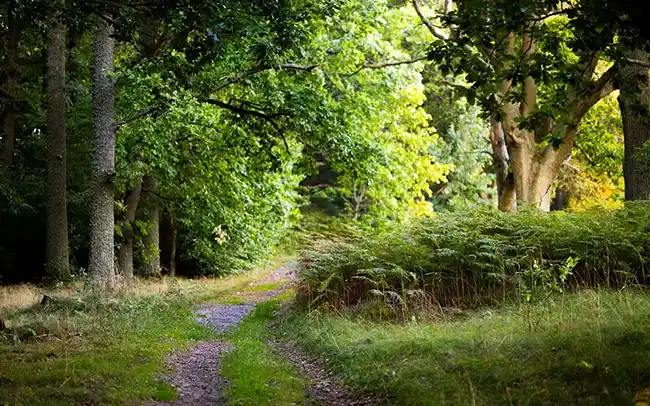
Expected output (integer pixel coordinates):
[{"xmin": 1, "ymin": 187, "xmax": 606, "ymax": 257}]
[{"xmin": 282, "ymin": 290, "xmax": 650, "ymax": 405}]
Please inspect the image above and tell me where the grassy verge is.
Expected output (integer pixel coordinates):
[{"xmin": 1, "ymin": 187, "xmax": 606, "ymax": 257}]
[
  {"xmin": 221, "ymin": 292, "xmax": 307, "ymax": 406},
  {"xmin": 281, "ymin": 290, "xmax": 650, "ymax": 405},
  {"xmin": 0, "ymin": 272, "xmax": 269, "ymax": 405}
]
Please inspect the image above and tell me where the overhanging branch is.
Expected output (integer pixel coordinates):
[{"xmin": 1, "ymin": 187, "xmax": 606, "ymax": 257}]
[
  {"xmin": 201, "ymin": 98, "xmax": 291, "ymax": 152},
  {"xmin": 213, "ymin": 63, "xmax": 319, "ymax": 92},
  {"xmin": 114, "ymin": 106, "xmax": 159, "ymax": 131},
  {"xmin": 412, "ymin": 0, "xmax": 449, "ymax": 41},
  {"xmin": 344, "ymin": 56, "xmax": 429, "ymax": 76},
  {"xmin": 412, "ymin": 0, "xmax": 492, "ymax": 72},
  {"xmin": 624, "ymin": 57, "xmax": 650, "ymax": 69}
]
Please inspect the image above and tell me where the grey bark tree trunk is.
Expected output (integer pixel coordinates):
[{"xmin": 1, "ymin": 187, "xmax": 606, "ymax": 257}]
[
  {"xmin": 89, "ymin": 19, "xmax": 116, "ymax": 290},
  {"xmin": 141, "ymin": 175, "xmax": 161, "ymax": 276},
  {"xmin": 489, "ymin": 119, "xmax": 516, "ymax": 211},
  {"xmin": 169, "ymin": 211, "xmax": 177, "ymax": 277},
  {"xmin": 45, "ymin": 4, "xmax": 70, "ymax": 281},
  {"xmin": 1, "ymin": 0, "xmax": 18, "ymax": 168},
  {"xmin": 117, "ymin": 181, "xmax": 142, "ymax": 279},
  {"xmin": 618, "ymin": 49, "xmax": 650, "ymax": 201}
]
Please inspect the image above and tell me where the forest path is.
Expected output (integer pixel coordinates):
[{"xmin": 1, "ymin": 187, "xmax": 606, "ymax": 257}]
[
  {"xmin": 150, "ymin": 262, "xmax": 296, "ymax": 406},
  {"xmin": 151, "ymin": 260, "xmax": 378, "ymax": 406}
]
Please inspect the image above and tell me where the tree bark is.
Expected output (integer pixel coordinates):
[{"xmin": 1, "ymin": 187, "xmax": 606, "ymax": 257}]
[
  {"xmin": 117, "ymin": 181, "xmax": 142, "ymax": 279},
  {"xmin": 618, "ymin": 48, "xmax": 650, "ymax": 201},
  {"xmin": 89, "ymin": 19, "xmax": 116, "ymax": 290},
  {"xmin": 489, "ymin": 119, "xmax": 516, "ymax": 211},
  {"xmin": 45, "ymin": 4, "xmax": 70, "ymax": 281},
  {"xmin": 169, "ymin": 211, "xmax": 177, "ymax": 277},
  {"xmin": 141, "ymin": 175, "xmax": 161, "ymax": 276},
  {"xmin": 1, "ymin": 0, "xmax": 19, "ymax": 168},
  {"xmin": 551, "ymin": 187, "xmax": 570, "ymax": 211}
]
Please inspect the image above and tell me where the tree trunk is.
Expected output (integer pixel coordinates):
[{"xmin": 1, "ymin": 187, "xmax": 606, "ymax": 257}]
[
  {"xmin": 45, "ymin": 4, "xmax": 70, "ymax": 281},
  {"xmin": 618, "ymin": 48, "xmax": 650, "ymax": 201},
  {"xmin": 1, "ymin": 1, "xmax": 18, "ymax": 168},
  {"xmin": 489, "ymin": 119, "xmax": 516, "ymax": 211},
  {"xmin": 141, "ymin": 175, "xmax": 160, "ymax": 276},
  {"xmin": 117, "ymin": 181, "xmax": 142, "ymax": 279},
  {"xmin": 169, "ymin": 211, "xmax": 177, "ymax": 277},
  {"xmin": 88, "ymin": 19, "xmax": 116, "ymax": 291},
  {"xmin": 551, "ymin": 187, "xmax": 570, "ymax": 211}
]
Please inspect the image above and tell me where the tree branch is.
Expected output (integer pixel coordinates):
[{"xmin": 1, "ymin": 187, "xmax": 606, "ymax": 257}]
[
  {"xmin": 412, "ymin": 0, "xmax": 449, "ymax": 40},
  {"xmin": 412, "ymin": 0, "xmax": 492, "ymax": 72},
  {"xmin": 213, "ymin": 63, "xmax": 319, "ymax": 92},
  {"xmin": 520, "ymin": 23, "xmax": 538, "ymax": 117},
  {"xmin": 623, "ymin": 57, "xmax": 650, "ymax": 69},
  {"xmin": 114, "ymin": 106, "xmax": 159, "ymax": 131},
  {"xmin": 201, "ymin": 99, "xmax": 291, "ymax": 152},
  {"xmin": 573, "ymin": 63, "xmax": 618, "ymax": 120}
]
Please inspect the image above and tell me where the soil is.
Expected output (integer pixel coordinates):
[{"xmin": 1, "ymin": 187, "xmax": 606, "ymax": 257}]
[{"xmin": 271, "ymin": 340, "xmax": 382, "ymax": 406}]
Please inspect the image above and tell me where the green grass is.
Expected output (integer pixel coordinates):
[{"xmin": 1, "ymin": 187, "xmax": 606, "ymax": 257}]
[
  {"xmin": 221, "ymin": 298, "xmax": 307, "ymax": 406},
  {"xmin": 281, "ymin": 290, "xmax": 650, "ymax": 405},
  {"xmin": 0, "ymin": 294, "xmax": 215, "ymax": 405},
  {"xmin": 0, "ymin": 272, "xmax": 270, "ymax": 406}
]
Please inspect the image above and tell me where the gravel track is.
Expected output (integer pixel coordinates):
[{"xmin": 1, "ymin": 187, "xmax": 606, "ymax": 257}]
[{"xmin": 151, "ymin": 261, "xmax": 380, "ymax": 406}]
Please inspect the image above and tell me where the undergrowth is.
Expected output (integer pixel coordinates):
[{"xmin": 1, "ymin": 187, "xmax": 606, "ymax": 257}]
[
  {"xmin": 297, "ymin": 204, "xmax": 650, "ymax": 310},
  {"xmin": 282, "ymin": 289, "xmax": 650, "ymax": 405}
]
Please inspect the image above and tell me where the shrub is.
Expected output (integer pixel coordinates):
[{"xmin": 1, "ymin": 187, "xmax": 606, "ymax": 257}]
[{"xmin": 297, "ymin": 203, "xmax": 650, "ymax": 309}]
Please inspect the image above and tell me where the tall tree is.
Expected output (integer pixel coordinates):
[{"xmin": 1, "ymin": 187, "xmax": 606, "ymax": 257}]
[
  {"xmin": 1, "ymin": 0, "xmax": 19, "ymax": 168},
  {"xmin": 88, "ymin": 18, "xmax": 116, "ymax": 290},
  {"xmin": 141, "ymin": 175, "xmax": 160, "ymax": 276},
  {"xmin": 117, "ymin": 180, "xmax": 142, "ymax": 279},
  {"xmin": 45, "ymin": 1, "xmax": 70, "ymax": 280},
  {"xmin": 415, "ymin": 0, "xmax": 617, "ymax": 211},
  {"xmin": 618, "ymin": 49, "xmax": 650, "ymax": 201}
]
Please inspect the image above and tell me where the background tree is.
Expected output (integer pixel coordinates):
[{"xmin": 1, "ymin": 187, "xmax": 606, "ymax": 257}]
[
  {"xmin": 88, "ymin": 18, "xmax": 116, "ymax": 290},
  {"xmin": 617, "ymin": 49, "xmax": 650, "ymax": 201},
  {"xmin": 45, "ymin": 1, "xmax": 70, "ymax": 281}
]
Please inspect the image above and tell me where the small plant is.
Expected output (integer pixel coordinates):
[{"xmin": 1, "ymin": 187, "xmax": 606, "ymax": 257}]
[{"xmin": 517, "ymin": 257, "xmax": 579, "ymax": 330}]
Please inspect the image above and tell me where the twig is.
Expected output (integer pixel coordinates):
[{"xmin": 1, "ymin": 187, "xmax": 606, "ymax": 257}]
[{"xmin": 114, "ymin": 106, "xmax": 159, "ymax": 131}]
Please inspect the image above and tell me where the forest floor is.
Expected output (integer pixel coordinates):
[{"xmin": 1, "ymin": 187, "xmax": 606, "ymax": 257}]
[
  {"xmin": 0, "ymin": 259, "xmax": 376, "ymax": 406},
  {"xmin": 4, "ymin": 260, "xmax": 650, "ymax": 405}
]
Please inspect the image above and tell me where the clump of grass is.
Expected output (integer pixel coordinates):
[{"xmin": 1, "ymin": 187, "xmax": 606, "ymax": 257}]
[
  {"xmin": 221, "ymin": 299, "xmax": 306, "ymax": 405},
  {"xmin": 282, "ymin": 290, "xmax": 650, "ymax": 405},
  {"xmin": 298, "ymin": 203, "xmax": 650, "ymax": 310}
]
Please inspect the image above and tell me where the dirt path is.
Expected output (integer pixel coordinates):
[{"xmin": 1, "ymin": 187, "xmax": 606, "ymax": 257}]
[
  {"xmin": 150, "ymin": 263, "xmax": 295, "ymax": 406},
  {"xmin": 272, "ymin": 341, "xmax": 381, "ymax": 406},
  {"xmin": 151, "ymin": 261, "xmax": 379, "ymax": 406}
]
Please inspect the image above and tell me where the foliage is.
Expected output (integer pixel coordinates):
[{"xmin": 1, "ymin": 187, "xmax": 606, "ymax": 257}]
[
  {"xmin": 297, "ymin": 204, "xmax": 650, "ymax": 309},
  {"xmin": 1, "ymin": 0, "xmax": 454, "ymax": 281},
  {"xmin": 555, "ymin": 93, "xmax": 625, "ymax": 210},
  {"xmin": 422, "ymin": 81, "xmax": 494, "ymax": 211}
]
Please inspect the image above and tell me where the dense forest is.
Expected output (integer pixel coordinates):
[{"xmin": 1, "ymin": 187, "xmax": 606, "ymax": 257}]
[
  {"xmin": 2, "ymin": 0, "xmax": 647, "ymax": 286},
  {"xmin": 3, "ymin": 0, "xmax": 650, "ymax": 404}
]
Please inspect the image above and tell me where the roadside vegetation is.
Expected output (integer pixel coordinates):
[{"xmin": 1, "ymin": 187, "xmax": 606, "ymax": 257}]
[
  {"xmin": 221, "ymin": 295, "xmax": 307, "ymax": 406},
  {"xmin": 297, "ymin": 204, "xmax": 650, "ymax": 311}
]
